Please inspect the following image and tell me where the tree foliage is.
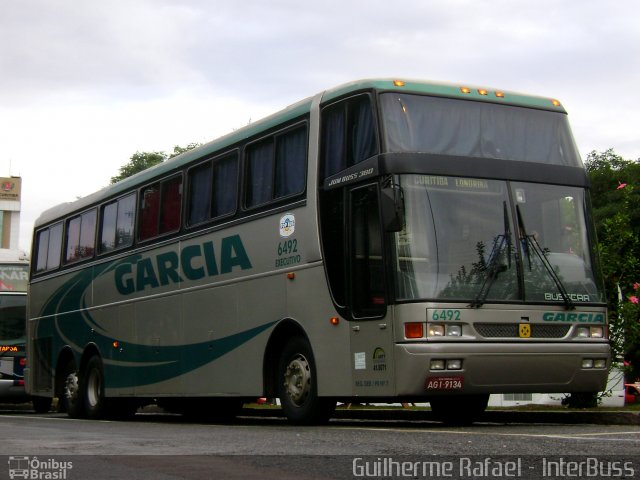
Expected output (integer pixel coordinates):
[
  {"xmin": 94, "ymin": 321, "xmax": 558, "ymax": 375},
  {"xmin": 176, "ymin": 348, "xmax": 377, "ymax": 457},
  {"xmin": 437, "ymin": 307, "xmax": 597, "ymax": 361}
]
[
  {"xmin": 585, "ymin": 149, "xmax": 640, "ymax": 382},
  {"xmin": 110, "ymin": 143, "xmax": 202, "ymax": 184}
]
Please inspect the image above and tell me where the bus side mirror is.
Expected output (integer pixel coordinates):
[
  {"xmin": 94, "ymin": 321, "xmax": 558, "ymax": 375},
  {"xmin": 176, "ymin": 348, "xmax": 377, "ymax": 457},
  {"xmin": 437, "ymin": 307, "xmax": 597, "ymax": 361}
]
[{"xmin": 381, "ymin": 185, "xmax": 405, "ymax": 232}]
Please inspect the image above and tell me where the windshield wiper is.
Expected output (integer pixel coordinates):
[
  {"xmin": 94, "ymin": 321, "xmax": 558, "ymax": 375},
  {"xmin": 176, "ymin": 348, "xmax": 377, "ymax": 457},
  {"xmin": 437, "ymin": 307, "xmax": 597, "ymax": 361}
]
[
  {"xmin": 516, "ymin": 205, "xmax": 575, "ymax": 310},
  {"xmin": 470, "ymin": 201, "xmax": 512, "ymax": 308}
]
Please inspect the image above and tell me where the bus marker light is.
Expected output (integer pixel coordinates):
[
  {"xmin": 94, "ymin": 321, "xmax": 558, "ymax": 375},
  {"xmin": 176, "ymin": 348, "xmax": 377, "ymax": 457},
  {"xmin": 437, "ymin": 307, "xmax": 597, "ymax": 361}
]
[
  {"xmin": 393, "ymin": 80, "xmax": 406, "ymax": 87},
  {"xmin": 404, "ymin": 322, "xmax": 424, "ymax": 339},
  {"xmin": 330, "ymin": 317, "xmax": 340, "ymax": 326},
  {"xmin": 112, "ymin": 341, "xmax": 120, "ymax": 349},
  {"xmin": 460, "ymin": 87, "xmax": 471, "ymax": 94},
  {"xmin": 551, "ymin": 99, "xmax": 561, "ymax": 107},
  {"xmin": 19, "ymin": 357, "xmax": 26, "ymax": 367},
  {"xmin": 495, "ymin": 91, "xmax": 505, "ymax": 98},
  {"xmin": 287, "ymin": 272, "xmax": 295, "ymax": 280},
  {"xmin": 478, "ymin": 89, "xmax": 488, "ymax": 96}
]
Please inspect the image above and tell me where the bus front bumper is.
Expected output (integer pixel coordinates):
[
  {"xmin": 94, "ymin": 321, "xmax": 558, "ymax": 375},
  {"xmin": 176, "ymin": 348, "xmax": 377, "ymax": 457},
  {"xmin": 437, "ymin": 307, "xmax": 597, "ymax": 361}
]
[{"xmin": 394, "ymin": 342, "xmax": 611, "ymax": 396}]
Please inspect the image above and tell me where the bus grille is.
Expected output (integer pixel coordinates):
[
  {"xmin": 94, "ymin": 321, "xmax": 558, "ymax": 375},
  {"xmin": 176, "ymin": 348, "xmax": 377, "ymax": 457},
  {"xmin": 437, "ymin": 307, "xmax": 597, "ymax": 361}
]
[{"xmin": 475, "ymin": 323, "xmax": 571, "ymax": 339}]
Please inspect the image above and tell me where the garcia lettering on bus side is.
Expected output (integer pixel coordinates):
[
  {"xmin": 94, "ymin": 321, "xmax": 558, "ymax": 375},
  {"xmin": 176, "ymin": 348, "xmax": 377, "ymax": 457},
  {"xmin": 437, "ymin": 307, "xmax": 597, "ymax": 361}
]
[{"xmin": 114, "ymin": 234, "xmax": 252, "ymax": 295}]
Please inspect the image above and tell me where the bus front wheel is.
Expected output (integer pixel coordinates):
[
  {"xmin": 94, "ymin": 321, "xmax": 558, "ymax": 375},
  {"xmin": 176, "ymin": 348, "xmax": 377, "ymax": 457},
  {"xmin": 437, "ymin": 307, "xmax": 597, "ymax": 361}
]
[{"xmin": 277, "ymin": 336, "xmax": 335, "ymax": 425}]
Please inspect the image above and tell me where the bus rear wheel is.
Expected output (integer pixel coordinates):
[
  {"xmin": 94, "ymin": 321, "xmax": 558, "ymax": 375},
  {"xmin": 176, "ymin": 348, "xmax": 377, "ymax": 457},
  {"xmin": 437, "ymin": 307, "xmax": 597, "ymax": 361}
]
[
  {"xmin": 61, "ymin": 360, "xmax": 85, "ymax": 418},
  {"xmin": 277, "ymin": 336, "xmax": 335, "ymax": 425},
  {"xmin": 82, "ymin": 355, "xmax": 107, "ymax": 419}
]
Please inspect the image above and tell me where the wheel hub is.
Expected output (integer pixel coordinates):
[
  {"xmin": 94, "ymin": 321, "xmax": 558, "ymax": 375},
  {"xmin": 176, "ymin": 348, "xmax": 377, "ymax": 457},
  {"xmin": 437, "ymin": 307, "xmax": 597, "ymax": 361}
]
[
  {"xmin": 284, "ymin": 354, "xmax": 311, "ymax": 406},
  {"xmin": 64, "ymin": 372, "xmax": 79, "ymax": 403}
]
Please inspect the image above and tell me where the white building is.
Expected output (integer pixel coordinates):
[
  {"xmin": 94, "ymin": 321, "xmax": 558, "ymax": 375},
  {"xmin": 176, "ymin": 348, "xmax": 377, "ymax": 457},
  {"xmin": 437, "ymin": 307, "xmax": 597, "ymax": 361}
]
[{"xmin": 0, "ymin": 177, "xmax": 21, "ymax": 250}]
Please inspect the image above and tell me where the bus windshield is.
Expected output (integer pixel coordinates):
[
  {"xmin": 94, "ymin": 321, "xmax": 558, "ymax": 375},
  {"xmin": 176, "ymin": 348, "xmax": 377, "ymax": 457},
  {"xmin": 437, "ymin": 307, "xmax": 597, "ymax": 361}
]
[
  {"xmin": 380, "ymin": 93, "xmax": 582, "ymax": 167},
  {"xmin": 393, "ymin": 175, "xmax": 604, "ymax": 305},
  {"xmin": 0, "ymin": 296, "xmax": 27, "ymax": 344}
]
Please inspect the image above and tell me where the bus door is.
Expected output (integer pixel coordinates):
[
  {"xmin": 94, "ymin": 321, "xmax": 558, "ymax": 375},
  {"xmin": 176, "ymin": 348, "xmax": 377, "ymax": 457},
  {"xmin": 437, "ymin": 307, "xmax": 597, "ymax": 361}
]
[{"xmin": 348, "ymin": 184, "xmax": 395, "ymax": 397}]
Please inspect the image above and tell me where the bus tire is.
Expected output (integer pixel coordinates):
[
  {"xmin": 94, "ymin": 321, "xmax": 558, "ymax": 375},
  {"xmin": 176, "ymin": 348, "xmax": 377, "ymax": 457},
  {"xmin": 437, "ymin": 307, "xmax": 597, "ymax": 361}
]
[
  {"xmin": 61, "ymin": 360, "xmax": 85, "ymax": 418},
  {"xmin": 429, "ymin": 394, "xmax": 489, "ymax": 425},
  {"xmin": 82, "ymin": 355, "xmax": 107, "ymax": 420},
  {"xmin": 277, "ymin": 336, "xmax": 335, "ymax": 425}
]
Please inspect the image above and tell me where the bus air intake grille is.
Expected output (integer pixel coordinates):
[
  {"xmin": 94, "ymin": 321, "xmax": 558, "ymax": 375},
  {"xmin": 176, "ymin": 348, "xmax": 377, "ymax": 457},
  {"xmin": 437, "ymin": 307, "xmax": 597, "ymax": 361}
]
[{"xmin": 475, "ymin": 323, "xmax": 571, "ymax": 339}]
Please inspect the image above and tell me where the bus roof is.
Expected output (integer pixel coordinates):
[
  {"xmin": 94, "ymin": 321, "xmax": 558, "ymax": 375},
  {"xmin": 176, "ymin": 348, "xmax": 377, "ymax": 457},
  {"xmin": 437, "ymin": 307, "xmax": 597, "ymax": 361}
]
[{"xmin": 34, "ymin": 78, "xmax": 567, "ymax": 228}]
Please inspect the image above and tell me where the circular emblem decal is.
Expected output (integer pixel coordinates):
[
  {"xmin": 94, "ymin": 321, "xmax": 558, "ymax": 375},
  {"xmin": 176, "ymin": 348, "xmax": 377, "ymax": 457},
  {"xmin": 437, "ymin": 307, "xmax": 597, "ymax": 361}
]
[{"xmin": 279, "ymin": 214, "xmax": 296, "ymax": 238}]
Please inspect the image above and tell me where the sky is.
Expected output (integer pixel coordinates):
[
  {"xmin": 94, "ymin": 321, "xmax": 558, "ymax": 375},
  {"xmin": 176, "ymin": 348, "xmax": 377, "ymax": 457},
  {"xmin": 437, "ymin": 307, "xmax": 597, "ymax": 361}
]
[{"xmin": 2, "ymin": 0, "xmax": 639, "ymax": 253}]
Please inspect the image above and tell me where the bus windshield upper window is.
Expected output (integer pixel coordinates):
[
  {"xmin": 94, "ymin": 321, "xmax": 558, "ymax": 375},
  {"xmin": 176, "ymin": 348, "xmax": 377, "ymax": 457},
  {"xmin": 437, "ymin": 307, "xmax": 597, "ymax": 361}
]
[{"xmin": 379, "ymin": 93, "xmax": 582, "ymax": 167}]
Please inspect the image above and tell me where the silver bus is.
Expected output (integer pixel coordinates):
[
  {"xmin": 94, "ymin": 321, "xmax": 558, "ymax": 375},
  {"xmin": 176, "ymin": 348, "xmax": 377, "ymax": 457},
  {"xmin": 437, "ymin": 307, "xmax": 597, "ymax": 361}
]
[{"xmin": 26, "ymin": 79, "xmax": 609, "ymax": 424}]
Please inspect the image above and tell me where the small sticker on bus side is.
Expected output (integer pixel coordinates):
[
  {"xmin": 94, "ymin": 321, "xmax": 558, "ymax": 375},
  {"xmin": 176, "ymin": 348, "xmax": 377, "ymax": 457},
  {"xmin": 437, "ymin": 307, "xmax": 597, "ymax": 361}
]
[
  {"xmin": 354, "ymin": 352, "xmax": 366, "ymax": 370},
  {"xmin": 279, "ymin": 214, "xmax": 295, "ymax": 237}
]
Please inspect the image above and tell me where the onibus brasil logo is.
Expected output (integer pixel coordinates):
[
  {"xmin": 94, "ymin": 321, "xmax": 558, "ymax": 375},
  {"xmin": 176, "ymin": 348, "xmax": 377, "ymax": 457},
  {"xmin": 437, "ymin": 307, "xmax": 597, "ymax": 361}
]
[{"xmin": 8, "ymin": 456, "xmax": 73, "ymax": 479}]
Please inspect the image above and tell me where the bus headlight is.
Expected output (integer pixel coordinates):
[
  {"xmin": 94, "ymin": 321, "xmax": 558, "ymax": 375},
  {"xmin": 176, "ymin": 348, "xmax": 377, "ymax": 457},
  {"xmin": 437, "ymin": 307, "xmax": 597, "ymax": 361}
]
[
  {"xmin": 446, "ymin": 325, "xmax": 462, "ymax": 337},
  {"xmin": 427, "ymin": 324, "xmax": 445, "ymax": 337},
  {"xmin": 575, "ymin": 326, "xmax": 605, "ymax": 339},
  {"xmin": 427, "ymin": 324, "xmax": 462, "ymax": 337},
  {"xmin": 589, "ymin": 327, "xmax": 604, "ymax": 338},
  {"xmin": 593, "ymin": 359, "xmax": 607, "ymax": 369},
  {"xmin": 576, "ymin": 327, "xmax": 590, "ymax": 338}
]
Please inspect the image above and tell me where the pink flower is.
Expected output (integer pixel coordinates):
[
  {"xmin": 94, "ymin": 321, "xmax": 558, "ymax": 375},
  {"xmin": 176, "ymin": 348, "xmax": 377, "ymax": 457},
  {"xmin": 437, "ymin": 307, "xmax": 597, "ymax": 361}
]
[
  {"xmin": 630, "ymin": 296, "xmax": 639, "ymax": 304},
  {"xmin": 634, "ymin": 282, "xmax": 640, "ymax": 291},
  {"xmin": 617, "ymin": 181, "xmax": 627, "ymax": 190}
]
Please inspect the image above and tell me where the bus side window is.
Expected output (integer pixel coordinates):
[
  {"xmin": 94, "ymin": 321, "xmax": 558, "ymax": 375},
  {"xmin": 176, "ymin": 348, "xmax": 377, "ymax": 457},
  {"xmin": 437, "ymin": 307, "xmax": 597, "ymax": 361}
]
[
  {"xmin": 350, "ymin": 185, "xmax": 386, "ymax": 318},
  {"xmin": 159, "ymin": 176, "xmax": 182, "ymax": 234},
  {"xmin": 245, "ymin": 124, "xmax": 307, "ymax": 209},
  {"xmin": 139, "ymin": 175, "xmax": 182, "ymax": 241},
  {"xmin": 101, "ymin": 193, "xmax": 136, "ymax": 253},
  {"xmin": 35, "ymin": 222, "xmax": 63, "ymax": 273},
  {"xmin": 275, "ymin": 126, "xmax": 307, "ymax": 199},
  {"xmin": 212, "ymin": 153, "xmax": 239, "ymax": 217},
  {"xmin": 246, "ymin": 139, "xmax": 274, "ymax": 208},
  {"xmin": 187, "ymin": 162, "xmax": 213, "ymax": 226},
  {"xmin": 65, "ymin": 209, "xmax": 97, "ymax": 263}
]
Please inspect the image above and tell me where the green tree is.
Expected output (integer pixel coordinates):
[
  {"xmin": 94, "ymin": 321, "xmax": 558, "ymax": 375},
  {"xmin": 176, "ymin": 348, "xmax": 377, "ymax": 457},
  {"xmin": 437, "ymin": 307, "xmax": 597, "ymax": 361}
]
[
  {"xmin": 110, "ymin": 143, "xmax": 202, "ymax": 184},
  {"xmin": 585, "ymin": 149, "xmax": 640, "ymax": 384},
  {"xmin": 110, "ymin": 151, "xmax": 166, "ymax": 184},
  {"xmin": 169, "ymin": 142, "xmax": 202, "ymax": 159}
]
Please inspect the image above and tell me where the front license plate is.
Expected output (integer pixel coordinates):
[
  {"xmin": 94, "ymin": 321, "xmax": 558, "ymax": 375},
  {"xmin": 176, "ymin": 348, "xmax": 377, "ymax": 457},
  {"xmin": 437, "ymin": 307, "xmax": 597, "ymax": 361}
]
[{"xmin": 425, "ymin": 376, "xmax": 464, "ymax": 390}]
